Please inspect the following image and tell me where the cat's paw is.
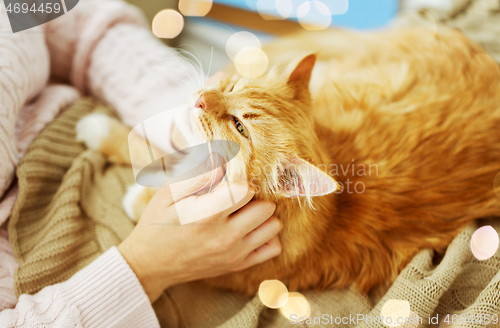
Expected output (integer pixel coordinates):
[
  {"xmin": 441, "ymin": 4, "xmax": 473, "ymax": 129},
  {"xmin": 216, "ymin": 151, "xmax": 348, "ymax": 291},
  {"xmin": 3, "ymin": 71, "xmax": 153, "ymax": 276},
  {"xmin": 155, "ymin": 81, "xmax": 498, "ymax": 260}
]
[
  {"xmin": 122, "ymin": 183, "xmax": 146, "ymax": 222},
  {"xmin": 76, "ymin": 113, "xmax": 111, "ymax": 151}
]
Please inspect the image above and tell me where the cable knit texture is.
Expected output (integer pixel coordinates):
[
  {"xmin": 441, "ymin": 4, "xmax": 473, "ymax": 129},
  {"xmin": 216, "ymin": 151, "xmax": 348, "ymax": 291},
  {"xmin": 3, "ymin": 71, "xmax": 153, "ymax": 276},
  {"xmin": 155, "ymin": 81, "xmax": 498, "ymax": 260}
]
[
  {"xmin": 0, "ymin": 247, "xmax": 158, "ymax": 328},
  {"xmin": 7, "ymin": 99, "xmax": 162, "ymax": 327}
]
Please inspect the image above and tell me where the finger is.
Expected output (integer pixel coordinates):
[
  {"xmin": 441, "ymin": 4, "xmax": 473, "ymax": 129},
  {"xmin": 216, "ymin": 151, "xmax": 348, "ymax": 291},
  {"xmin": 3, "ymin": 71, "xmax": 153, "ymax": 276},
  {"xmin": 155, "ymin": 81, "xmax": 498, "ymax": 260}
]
[
  {"xmin": 242, "ymin": 216, "xmax": 281, "ymax": 251},
  {"xmin": 156, "ymin": 153, "xmax": 226, "ymax": 206},
  {"xmin": 177, "ymin": 184, "xmax": 255, "ymax": 224},
  {"xmin": 229, "ymin": 200, "xmax": 276, "ymax": 235},
  {"xmin": 232, "ymin": 236, "xmax": 282, "ymax": 272}
]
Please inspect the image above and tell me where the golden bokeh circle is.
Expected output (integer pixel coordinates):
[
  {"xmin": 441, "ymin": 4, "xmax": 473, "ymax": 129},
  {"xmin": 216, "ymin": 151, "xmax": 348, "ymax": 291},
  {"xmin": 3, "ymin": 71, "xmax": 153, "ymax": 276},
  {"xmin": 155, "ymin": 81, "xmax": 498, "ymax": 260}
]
[
  {"xmin": 179, "ymin": 0, "xmax": 213, "ymax": 17},
  {"xmin": 258, "ymin": 280, "xmax": 289, "ymax": 309},
  {"xmin": 152, "ymin": 10, "xmax": 184, "ymax": 39},
  {"xmin": 225, "ymin": 31, "xmax": 261, "ymax": 61},
  {"xmin": 234, "ymin": 47, "xmax": 268, "ymax": 78},
  {"xmin": 279, "ymin": 292, "xmax": 311, "ymax": 322},
  {"xmin": 380, "ymin": 299, "xmax": 411, "ymax": 327}
]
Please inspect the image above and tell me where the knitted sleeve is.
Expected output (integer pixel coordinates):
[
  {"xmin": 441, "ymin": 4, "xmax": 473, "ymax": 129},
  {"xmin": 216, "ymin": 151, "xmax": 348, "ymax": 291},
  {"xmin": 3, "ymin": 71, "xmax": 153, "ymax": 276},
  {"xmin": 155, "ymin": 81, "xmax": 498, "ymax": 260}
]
[
  {"xmin": 0, "ymin": 0, "xmax": 51, "ymax": 200},
  {"xmin": 46, "ymin": 0, "xmax": 200, "ymax": 147},
  {"xmin": 0, "ymin": 247, "xmax": 160, "ymax": 328}
]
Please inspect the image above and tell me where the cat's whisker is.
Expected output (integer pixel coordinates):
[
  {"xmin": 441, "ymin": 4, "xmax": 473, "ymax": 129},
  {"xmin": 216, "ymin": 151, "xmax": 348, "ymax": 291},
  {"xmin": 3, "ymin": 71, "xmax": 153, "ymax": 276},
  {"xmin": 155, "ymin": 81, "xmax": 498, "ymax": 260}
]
[
  {"xmin": 150, "ymin": 58, "xmax": 203, "ymax": 93},
  {"xmin": 173, "ymin": 54, "xmax": 205, "ymax": 88},
  {"xmin": 159, "ymin": 70, "xmax": 201, "ymax": 99},
  {"xmin": 147, "ymin": 47, "xmax": 206, "ymax": 91},
  {"xmin": 175, "ymin": 45, "xmax": 207, "ymax": 87}
]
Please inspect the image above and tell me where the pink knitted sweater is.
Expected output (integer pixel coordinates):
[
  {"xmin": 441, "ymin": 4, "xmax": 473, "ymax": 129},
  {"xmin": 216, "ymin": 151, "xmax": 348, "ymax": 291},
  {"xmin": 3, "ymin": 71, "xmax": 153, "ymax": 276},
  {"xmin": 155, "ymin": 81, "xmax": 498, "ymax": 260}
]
[{"xmin": 0, "ymin": 0, "xmax": 194, "ymax": 325}]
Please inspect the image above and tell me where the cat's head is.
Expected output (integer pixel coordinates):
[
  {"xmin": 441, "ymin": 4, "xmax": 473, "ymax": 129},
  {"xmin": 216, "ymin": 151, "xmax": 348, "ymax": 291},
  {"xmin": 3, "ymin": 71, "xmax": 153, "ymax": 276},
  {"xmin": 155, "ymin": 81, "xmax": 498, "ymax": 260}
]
[{"xmin": 175, "ymin": 54, "xmax": 338, "ymax": 202}]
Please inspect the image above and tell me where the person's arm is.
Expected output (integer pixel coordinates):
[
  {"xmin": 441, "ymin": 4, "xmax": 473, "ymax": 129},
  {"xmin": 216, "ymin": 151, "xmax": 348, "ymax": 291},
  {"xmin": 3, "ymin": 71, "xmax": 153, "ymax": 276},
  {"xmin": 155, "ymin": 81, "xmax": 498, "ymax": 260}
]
[
  {"xmin": 0, "ymin": 226, "xmax": 18, "ymax": 311},
  {"xmin": 0, "ymin": 0, "xmax": 164, "ymax": 318},
  {"xmin": 0, "ymin": 247, "xmax": 160, "ymax": 328},
  {"xmin": 44, "ymin": 0, "xmax": 200, "ymax": 153}
]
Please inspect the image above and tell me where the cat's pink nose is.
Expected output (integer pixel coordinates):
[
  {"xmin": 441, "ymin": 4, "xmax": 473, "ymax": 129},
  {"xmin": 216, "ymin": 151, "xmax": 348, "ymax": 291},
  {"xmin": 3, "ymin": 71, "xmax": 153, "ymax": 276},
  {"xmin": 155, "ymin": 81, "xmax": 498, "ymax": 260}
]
[{"xmin": 195, "ymin": 94, "xmax": 206, "ymax": 111}]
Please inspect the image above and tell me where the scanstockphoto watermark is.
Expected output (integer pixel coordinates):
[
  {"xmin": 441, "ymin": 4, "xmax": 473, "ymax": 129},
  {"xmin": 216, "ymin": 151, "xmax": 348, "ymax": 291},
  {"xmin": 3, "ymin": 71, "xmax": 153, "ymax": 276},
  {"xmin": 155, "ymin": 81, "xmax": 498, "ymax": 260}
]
[
  {"xmin": 290, "ymin": 313, "xmax": 499, "ymax": 326},
  {"xmin": 290, "ymin": 313, "xmax": 423, "ymax": 325},
  {"xmin": 249, "ymin": 159, "xmax": 379, "ymax": 195}
]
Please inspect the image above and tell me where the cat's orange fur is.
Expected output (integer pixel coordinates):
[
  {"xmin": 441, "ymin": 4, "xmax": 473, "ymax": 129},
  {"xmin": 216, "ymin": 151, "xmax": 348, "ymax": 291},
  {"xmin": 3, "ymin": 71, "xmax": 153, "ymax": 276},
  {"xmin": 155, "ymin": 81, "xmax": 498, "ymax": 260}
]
[{"xmin": 84, "ymin": 26, "xmax": 500, "ymax": 296}]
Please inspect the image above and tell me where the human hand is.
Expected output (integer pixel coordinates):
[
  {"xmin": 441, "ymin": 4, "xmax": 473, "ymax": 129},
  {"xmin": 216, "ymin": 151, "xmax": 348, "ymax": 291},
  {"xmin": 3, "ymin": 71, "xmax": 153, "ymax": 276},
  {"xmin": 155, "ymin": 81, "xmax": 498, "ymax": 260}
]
[{"xmin": 118, "ymin": 157, "xmax": 282, "ymax": 303}]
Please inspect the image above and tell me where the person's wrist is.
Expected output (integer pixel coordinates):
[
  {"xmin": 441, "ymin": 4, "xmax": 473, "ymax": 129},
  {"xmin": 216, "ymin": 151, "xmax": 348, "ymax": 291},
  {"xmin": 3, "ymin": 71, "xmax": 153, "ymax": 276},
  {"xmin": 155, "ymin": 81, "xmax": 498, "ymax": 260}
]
[
  {"xmin": 118, "ymin": 238, "xmax": 171, "ymax": 303},
  {"xmin": 139, "ymin": 273, "xmax": 169, "ymax": 304}
]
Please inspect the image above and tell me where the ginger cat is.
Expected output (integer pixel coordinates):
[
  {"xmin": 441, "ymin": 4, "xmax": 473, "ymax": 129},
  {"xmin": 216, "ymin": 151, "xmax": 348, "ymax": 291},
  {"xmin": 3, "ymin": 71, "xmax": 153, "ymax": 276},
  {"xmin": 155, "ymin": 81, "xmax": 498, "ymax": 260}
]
[{"xmin": 77, "ymin": 26, "xmax": 500, "ymax": 297}]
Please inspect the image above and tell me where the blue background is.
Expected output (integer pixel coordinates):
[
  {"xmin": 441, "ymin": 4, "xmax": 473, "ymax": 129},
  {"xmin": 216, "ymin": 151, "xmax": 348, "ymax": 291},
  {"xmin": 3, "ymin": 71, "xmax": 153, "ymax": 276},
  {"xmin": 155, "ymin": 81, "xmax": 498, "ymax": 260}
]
[{"xmin": 213, "ymin": 0, "xmax": 399, "ymax": 30}]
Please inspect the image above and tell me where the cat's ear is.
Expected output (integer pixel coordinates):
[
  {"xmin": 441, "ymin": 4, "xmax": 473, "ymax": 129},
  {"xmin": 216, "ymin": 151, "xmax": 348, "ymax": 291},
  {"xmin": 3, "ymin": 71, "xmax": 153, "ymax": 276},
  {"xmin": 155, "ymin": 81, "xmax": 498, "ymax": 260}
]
[
  {"xmin": 278, "ymin": 157, "xmax": 338, "ymax": 197},
  {"xmin": 287, "ymin": 54, "xmax": 317, "ymax": 100}
]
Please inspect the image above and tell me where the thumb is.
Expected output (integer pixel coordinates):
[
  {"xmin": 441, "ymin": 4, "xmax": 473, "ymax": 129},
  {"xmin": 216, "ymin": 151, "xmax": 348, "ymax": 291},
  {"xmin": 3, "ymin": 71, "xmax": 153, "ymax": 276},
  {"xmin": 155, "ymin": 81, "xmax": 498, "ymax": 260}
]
[{"xmin": 157, "ymin": 153, "xmax": 226, "ymax": 206}]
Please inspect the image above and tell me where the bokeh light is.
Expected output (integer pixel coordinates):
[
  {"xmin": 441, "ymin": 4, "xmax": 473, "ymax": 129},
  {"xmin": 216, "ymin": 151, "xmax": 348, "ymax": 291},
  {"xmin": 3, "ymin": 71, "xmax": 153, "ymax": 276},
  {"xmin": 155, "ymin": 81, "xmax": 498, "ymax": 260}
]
[
  {"xmin": 279, "ymin": 292, "xmax": 311, "ymax": 322},
  {"xmin": 225, "ymin": 31, "xmax": 262, "ymax": 61},
  {"xmin": 244, "ymin": 0, "xmax": 259, "ymax": 11},
  {"xmin": 470, "ymin": 225, "xmax": 499, "ymax": 261},
  {"xmin": 325, "ymin": 0, "xmax": 349, "ymax": 15},
  {"xmin": 258, "ymin": 280, "xmax": 289, "ymax": 308},
  {"xmin": 276, "ymin": 0, "xmax": 293, "ymax": 19},
  {"xmin": 256, "ymin": 0, "xmax": 293, "ymax": 20},
  {"xmin": 297, "ymin": 1, "xmax": 332, "ymax": 31},
  {"xmin": 256, "ymin": 0, "xmax": 278, "ymax": 20},
  {"xmin": 380, "ymin": 299, "xmax": 411, "ymax": 327},
  {"xmin": 234, "ymin": 47, "xmax": 268, "ymax": 78},
  {"xmin": 178, "ymin": 0, "xmax": 213, "ymax": 17},
  {"xmin": 152, "ymin": 10, "xmax": 184, "ymax": 39}
]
